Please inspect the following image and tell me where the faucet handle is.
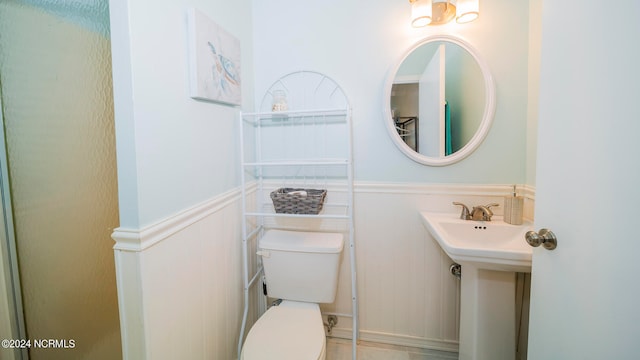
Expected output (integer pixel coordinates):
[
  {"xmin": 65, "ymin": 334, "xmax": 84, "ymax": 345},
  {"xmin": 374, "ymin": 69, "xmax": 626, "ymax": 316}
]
[
  {"xmin": 453, "ymin": 202, "xmax": 471, "ymax": 220},
  {"xmin": 484, "ymin": 203, "xmax": 500, "ymax": 215},
  {"xmin": 470, "ymin": 203, "xmax": 500, "ymax": 221}
]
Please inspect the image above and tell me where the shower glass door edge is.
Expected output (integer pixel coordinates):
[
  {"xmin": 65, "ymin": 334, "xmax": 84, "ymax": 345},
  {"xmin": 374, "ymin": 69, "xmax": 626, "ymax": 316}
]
[{"xmin": 0, "ymin": 89, "xmax": 28, "ymax": 360}]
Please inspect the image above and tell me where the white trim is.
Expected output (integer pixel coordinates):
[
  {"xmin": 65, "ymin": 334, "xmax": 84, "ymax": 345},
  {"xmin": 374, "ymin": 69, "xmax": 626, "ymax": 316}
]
[
  {"xmin": 111, "ymin": 181, "xmax": 535, "ymax": 251},
  {"xmin": 329, "ymin": 328, "xmax": 459, "ymax": 353},
  {"xmin": 112, "ymin": 186, "xmax": 243, "ymax": 252},
  {"xmin": 355, "ymin": 181, "xmax": 533, "ymax": 197},
  {"xmin": 113, "ymin": 251, "xmax": 146, "ymax": 360},
  {"xmin": 393, "ymin": 74, "xmax": 421, "ymax": 84},
  {"xmin": 520, "ymin": 183, "xmax": 536, "ymax": 200}
]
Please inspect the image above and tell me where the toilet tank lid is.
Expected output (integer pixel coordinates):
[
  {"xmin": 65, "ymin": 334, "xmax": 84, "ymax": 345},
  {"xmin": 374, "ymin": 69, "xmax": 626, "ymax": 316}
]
[{"xmin": 259, "ymin": 230, "xmax": 344, "ymax": 253}]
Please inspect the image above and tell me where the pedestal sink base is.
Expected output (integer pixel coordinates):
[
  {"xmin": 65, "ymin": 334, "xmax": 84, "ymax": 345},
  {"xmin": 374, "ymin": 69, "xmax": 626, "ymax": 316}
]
[
  {"xmin": 419, "ymin": 212, "xmax": 532, "ymax": 360},
  {"xmin": 459, "ymin": 264, "xmax": 516, "ymax": 360}
]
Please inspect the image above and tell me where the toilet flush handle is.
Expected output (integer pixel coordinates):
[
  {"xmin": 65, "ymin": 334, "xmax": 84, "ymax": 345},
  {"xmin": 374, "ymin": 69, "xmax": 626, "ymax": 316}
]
[{"xmin": 256, "ymin": 250, "xmax": 271, "ymax": 258}]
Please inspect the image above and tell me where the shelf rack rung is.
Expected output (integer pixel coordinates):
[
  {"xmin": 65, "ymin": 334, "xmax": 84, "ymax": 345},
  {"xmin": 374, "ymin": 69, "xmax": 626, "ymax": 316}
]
[
  {"xmin": 242, "ymin": 108, "xmax": 348, "ymax": 118},
  {"xmin": 244, "ymin": 212, "xmax": 350, "ymax": 219},
  {"xmin": 243, "ymin": 159, "xmax": 349, "ymax": 167}
]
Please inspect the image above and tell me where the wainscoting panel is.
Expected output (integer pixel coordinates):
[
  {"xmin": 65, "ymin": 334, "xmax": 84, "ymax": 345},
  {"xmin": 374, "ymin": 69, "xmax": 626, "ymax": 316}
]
[
  {"xmin": 112, "ymin": 183, "xmax": 533, "ymax": 358},
  {"xmin": 326, "ymin": 182, "xmax": 534, "ymax": 352},
  {"xmin": 112, "ymin": 188, "xmax": 256, "ymax": 360}
]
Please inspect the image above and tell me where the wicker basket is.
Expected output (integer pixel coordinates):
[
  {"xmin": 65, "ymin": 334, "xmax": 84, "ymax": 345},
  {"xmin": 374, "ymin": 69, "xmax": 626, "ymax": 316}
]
[{"xmin": 270, "ymin": 188, "xmax": 327, "ymax": 214}]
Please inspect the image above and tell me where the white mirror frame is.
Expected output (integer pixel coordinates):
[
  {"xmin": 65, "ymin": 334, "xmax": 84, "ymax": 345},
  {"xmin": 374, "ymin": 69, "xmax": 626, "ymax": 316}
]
[{"xmin": 383, "ymin": 34, "xmax": 496, "ymax": 166}]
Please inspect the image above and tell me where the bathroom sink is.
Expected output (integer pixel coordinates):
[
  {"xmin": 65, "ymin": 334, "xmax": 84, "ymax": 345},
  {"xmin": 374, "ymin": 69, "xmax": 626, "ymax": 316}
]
[
  {"xmin": 420, "ymin": 211, "xmax": 533, "ymax": 272},
  {"xmin": 420, "ymin": 211, "xmax": 533, "ymax": 359}
]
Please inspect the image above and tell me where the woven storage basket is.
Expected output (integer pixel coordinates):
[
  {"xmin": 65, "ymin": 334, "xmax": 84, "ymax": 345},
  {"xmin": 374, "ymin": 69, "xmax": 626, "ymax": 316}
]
[{"xmin": 270, "ymin": 188, "xmax": 327, "ymax": 214}]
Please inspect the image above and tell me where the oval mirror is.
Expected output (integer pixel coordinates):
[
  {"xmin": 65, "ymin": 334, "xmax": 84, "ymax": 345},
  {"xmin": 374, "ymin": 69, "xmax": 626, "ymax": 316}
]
[{"xmin": 383, "ymin": 35, "xmax": 496, "ymax": 166}]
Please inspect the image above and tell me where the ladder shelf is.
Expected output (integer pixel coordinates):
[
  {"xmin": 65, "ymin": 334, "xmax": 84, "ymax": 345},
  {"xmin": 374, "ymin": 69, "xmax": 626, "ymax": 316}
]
[{"xmin": 237, "ymin": 71, "xmax": 358, "ymax": 360}]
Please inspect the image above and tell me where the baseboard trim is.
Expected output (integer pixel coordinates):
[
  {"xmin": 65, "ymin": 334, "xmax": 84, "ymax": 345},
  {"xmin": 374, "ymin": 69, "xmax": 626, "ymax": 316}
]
[{"xmin": 112, "ymin": 186, "xmax": 242, "ymax": 252}]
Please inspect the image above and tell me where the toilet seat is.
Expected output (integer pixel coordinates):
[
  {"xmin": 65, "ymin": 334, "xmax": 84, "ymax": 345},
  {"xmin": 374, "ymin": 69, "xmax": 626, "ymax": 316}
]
[{"xmin": 241, "ymin": 301, "xmax": 326, "ymax": 360}]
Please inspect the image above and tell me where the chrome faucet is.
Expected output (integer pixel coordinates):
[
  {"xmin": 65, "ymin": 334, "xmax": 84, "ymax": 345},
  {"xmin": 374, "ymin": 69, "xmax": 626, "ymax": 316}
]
[{"xmin": 453, "ymin": 202, "xmax": 499, "ymax": 221}]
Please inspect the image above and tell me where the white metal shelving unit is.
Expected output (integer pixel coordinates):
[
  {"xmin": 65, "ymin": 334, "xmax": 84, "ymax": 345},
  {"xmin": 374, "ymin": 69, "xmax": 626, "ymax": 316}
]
[{"xmin": 237, "ymin": 71, "xmax": 358, "ymax": 359}]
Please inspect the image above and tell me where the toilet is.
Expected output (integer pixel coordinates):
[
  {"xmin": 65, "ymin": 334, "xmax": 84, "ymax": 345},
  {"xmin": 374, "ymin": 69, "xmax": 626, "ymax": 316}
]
[{"xmin": 241, "ymin": 229, "xmax": 344, "ymax": 360}]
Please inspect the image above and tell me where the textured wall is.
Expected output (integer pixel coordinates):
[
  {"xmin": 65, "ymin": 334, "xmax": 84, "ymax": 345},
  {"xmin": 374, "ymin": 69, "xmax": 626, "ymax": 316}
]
[{"xmin": 0, "ymin": 1, "xmax": 121, "ymax": 359}]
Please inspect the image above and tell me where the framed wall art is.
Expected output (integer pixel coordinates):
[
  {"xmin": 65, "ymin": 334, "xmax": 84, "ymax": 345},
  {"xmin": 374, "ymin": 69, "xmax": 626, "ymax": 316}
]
[{"xmin": 187, "ymin": 8, "xmax": 241, "ymax": 106}]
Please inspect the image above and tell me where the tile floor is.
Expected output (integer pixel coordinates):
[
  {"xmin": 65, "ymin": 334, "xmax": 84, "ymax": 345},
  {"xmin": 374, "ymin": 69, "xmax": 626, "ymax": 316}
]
[{"xmin": 326, "ymin": 338, "xmax": 458, "ymax": 360}]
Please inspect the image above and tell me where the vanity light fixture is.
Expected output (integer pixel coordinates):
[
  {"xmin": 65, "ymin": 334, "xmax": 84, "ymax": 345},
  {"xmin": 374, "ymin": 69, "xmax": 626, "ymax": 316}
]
[
  {"xmin": 456, "ymin": 0, "xmax": 480, "ymax": 23},
  {"xmin": 410, "ymin": 0, "xmax": 479, "ymax": 27},
  {"xmin": 410, "ymin": 0, "xmax": 432, "ymax": 27}
]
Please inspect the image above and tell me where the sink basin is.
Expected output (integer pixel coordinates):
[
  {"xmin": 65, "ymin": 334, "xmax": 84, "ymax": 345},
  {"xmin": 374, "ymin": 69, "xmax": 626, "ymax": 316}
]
[{"xmin": 420, "ymin": 211, "xmax": 533, "ymax": 272}]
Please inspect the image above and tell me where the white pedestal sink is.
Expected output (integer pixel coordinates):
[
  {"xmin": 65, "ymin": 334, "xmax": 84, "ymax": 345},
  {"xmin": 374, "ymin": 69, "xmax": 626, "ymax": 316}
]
[{"xmin": 419, "ymin": 212, "xmax": 533, "ymax": 360}]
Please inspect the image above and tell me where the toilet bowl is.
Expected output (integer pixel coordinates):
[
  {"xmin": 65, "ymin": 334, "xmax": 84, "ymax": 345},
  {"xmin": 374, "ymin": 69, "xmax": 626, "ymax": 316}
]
[
  {"xmin": 240, "ymin": 301, "xmax": 326, "ymax": 360},
  {"xmin": 240, "ymin": 229, "xmax": 343, "ymax": 360}
]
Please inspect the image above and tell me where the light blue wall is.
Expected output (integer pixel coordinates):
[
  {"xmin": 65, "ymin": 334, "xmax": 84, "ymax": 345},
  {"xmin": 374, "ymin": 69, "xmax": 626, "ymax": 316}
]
[
  {"xmin": 110, "ymin": 0, "xmax": 254, "ymax": 228},
  {"xmin": 110, "ymin": 0, "xmax": 534, "ymax": 227},
  {"xmin": 526, "ymin": 1, "xmax": 543, "ymax": 186},
  {"xmin": 253, "ymin": 0, "xmax": 532, "ymax": 185}
]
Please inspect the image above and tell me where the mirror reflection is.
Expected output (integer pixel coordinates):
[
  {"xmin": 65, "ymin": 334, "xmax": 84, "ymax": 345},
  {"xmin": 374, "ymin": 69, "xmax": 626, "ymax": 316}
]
[{"xmin": 390, "ymin": 40, "xmax": 486, "ymax": 158}]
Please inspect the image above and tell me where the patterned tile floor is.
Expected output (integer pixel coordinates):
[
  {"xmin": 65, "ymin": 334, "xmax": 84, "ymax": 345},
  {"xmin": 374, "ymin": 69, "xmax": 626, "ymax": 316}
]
[{"xmin": 326, "ymin": 338, "xmax": 458, "ymax": 360}]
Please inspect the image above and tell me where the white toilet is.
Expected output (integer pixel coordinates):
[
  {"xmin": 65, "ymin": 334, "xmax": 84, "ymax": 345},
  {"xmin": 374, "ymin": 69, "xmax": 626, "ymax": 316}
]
[{"xmin": 241, "ymin": 229, "xmax": 344, "ymax": 360}]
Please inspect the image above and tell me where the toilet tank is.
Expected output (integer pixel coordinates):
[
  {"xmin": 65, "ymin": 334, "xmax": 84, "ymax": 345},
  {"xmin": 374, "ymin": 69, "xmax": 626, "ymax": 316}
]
[{"xmin": 258, "ymin": 230, "xmax": 344, "ymax": 303}]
